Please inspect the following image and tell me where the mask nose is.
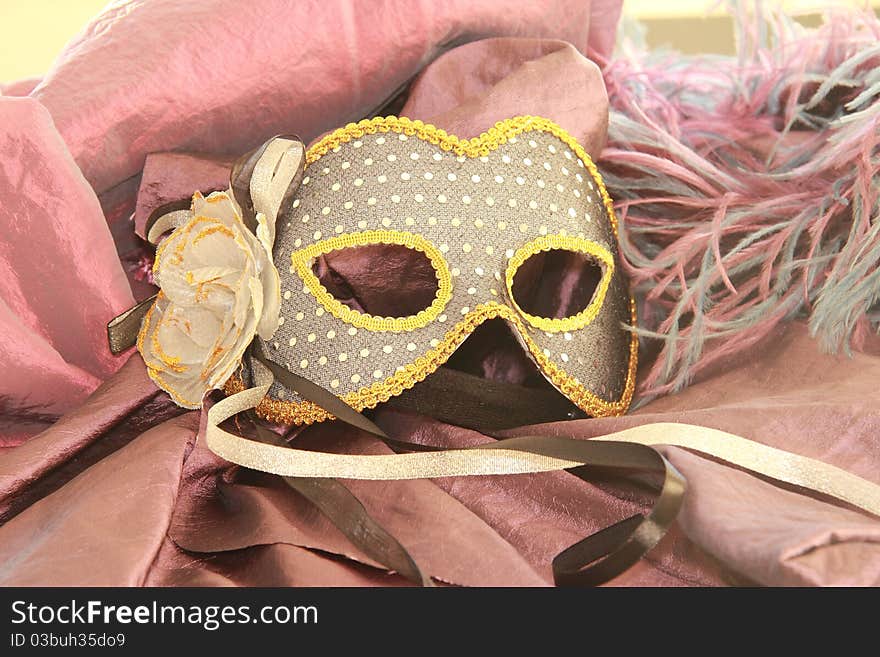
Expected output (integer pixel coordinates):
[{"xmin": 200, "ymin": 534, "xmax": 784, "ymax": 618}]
[
  {"xmin": 444, "ymin": 318, "xmax": 547, "ymax": 387},
  {"xmin": 388, "ymin": 318, "xmax": 587, "ymax": 431}
]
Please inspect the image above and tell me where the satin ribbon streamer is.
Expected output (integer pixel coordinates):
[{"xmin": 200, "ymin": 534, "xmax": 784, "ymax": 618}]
[{"xmin": 206, "ymin": 382, "xmax": 880, "ymax": 518}]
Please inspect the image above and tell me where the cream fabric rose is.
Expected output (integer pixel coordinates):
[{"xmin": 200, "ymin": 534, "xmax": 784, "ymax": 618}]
[{"xmin": 138, "ymin": 190, "xmax": 281, "ymax": 408}]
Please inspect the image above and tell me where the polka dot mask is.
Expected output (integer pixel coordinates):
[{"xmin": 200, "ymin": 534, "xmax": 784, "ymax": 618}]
[{"xmin": 229, "ymin": 116, "xmax": 638, "ymax": 425}]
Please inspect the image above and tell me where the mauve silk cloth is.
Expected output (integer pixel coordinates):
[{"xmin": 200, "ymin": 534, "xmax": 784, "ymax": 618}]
[{"xmin": 1, "ymin": 0, "xmax": 878, "ymax": 587}]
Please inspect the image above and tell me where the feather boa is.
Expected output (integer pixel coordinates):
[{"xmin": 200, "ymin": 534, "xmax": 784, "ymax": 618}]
[{"xmin": 601, "ymin": 3, "xmax": 880, "ymax": 402}]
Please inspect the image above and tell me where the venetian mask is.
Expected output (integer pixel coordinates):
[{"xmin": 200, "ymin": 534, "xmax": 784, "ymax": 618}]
[{"xmin": 124, "ymin": 116, "xmax": 637, "ymax": 425}]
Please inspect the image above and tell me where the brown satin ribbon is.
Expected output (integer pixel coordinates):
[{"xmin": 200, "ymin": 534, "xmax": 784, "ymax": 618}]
[
  {"xmin": 386, "ymin": 364, "xmax": 680, "ymax": 580},
  {"xmin": 251, "ymin": 424, "xmax": 433, "ymax": 587},
  {"xmin": 387, "ymin": 365, "xmax": 587, "ymax": 430},
  {"xmin": 248, "ymin": 346, "xmax": 686, "ymax": 587},
  {"xmin": 107, "ymin": 293, "xmax": 157, "ymax": 355},
  {"xmin": 282, "ymin": 474, "xmax": 434, "ymax": 587},
  {"xmin": 218, "ymin": 347, "xmax": 880, "ymax": 586}
]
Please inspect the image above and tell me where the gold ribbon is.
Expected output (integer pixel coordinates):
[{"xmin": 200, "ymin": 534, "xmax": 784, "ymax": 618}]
[
  {"xmin": 204, "ymin": 373, "xmax": 880, "ymax": 586},
  {"xmin": 596, "ymin": 423, "xmax": 880, "ymax": 518},
  {"xmin": 210, "ymin": 385, "xmax": 585, "ymax": 478},
  {"xmin": 206, "ymin": 382, "xmax": 880, "ymax": 518}
]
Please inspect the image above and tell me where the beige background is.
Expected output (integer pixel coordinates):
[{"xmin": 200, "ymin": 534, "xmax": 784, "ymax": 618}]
[{"xmin": 1, "ymin": 0, "xmax": 879, "ymax": 82}]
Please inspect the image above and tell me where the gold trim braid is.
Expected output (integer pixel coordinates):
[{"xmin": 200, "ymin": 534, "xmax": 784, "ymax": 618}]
[
  {"xmin": 505, "ymin": 235, "xmax": 615, "ymax": 333},
  {"xmin": 291, "ymin": 230, "xmax": 453, "ymax": 332}
]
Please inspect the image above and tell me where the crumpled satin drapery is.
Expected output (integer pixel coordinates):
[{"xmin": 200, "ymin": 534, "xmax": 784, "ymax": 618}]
[
  {"xmin": 2, "ymin": 0, "xmax": 880, "ymax": 586},
  {"xmin": 30, "ymin": 0, "xmax": 621, "ymax": 194}
]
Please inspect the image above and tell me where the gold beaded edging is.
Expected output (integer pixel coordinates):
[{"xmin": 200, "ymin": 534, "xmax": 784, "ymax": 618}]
[
  {"xmin": 291, "ymin": 230, "xmax": 453, "ymax": 332},
  {"xmin": 223, "ymin": 115, "xmax": 638, "ymax": 423},
  {"xmin": 505, "ymin": 235, "xmax": 614, "ymax": 333}
]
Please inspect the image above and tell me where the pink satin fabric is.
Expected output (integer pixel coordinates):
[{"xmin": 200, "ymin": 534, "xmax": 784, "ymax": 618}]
[
  {"xmin": 0, "ymin": 98, "xmax": 133, "ymax": 443},
  {"xmin": 1, "ymin": 0, "xmax": 879, "ymax": 587},
  {"xmin": 31, "ymin": 0, "xmax": 620, "ymax": 194}
]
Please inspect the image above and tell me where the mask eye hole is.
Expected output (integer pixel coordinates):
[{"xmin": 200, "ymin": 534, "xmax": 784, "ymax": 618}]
[
  {"xmin": 506, "ymin": 236, "xmax": 614, "ymax": 332},
  {"xmin": 292, "ymin": 230, "xmax": 452, "ymax": 331},
  {"xmin": 312, "ymin": 243, "xmax": 439, "ymax": 318},
  {"xmin": 511, "ymin": 249, "xmax": 602, "ymax": 319}
]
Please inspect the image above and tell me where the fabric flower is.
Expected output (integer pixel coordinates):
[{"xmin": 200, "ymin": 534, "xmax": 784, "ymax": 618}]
[{"xmin": 138, "ymin": 190, "xmax": 281, "ymax": 408}]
